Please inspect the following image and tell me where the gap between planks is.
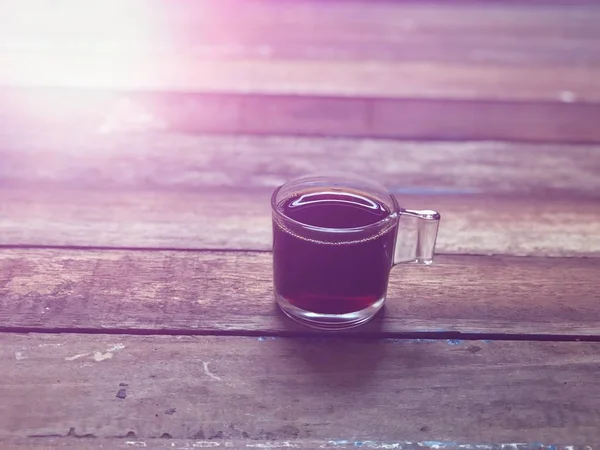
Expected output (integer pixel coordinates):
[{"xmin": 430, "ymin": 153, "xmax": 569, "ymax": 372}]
[
  {"xmin": 0, "ymin": 438, "xmax": 592, "ymax": 449},
  {"xmin": 2, "ymin": 326, "xmax": 600, "ymax": 343}
]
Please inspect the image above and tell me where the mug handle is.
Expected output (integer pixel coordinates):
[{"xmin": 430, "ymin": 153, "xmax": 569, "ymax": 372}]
[{"xmin": 393, "ymin": 209, "xmax": 441, "ymax": 266}]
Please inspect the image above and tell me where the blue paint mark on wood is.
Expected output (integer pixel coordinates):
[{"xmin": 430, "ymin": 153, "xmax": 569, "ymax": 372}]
[
  {"xmin": 384, "ymin": 339, "xmax": 498, "ymax": 346},
  {"xmin": 328, "ymin": 440, "xmax": 349, "ymax": 446},
  {"xmin": 421, "ymin": 441, "xmax": 459, "ymax": 448},
  {"xmin": 386, "ymin": 339, "xmax": 438, "ymax": 344}
]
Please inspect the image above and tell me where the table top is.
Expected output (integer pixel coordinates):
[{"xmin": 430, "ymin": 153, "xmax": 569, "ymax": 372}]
[{"xmin": 1, "ymin": 1, "xmax": 600, "ymax": 449}]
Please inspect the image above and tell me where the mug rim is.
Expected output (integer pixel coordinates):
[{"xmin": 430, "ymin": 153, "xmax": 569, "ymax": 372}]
[{"xmin": 271, "ymin": 177, "xmax": 400, "ymax": 235}]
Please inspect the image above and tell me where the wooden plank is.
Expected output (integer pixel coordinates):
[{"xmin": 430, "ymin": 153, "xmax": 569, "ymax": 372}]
[
  {"xmin": 1, "ymin": 249, "xmax": 599, "ymax": 336},
  {"xmin": 5, "ymin": 1, "xmax": 600, "ymax": 43},
  {"xmin": 2, "ymin": 133, "xmax": 600, "ymax": 198},
  {"xmin": 3, "ymin": 1, "xmax": 600, "ymax": 103},
  {"xmin": 3, "ymin": 0, "xmax": 600, "ymax": 102},
  {"xmin": 3, "ymin": 56, "xmax": 600, "ymax": 103},
  {"xmin": 0, "ymin": 438, "xmax": 590, "ymax": 450},
  {"xmin": 4, "ymin": 88, "xmax": 600, "ymax": 143},
  {"xmin": 1, "ymin": 188, "xmax": 600, "ymax": 257},
  {"xmin": 3, "ymin": 2, "xmax": 600, "ymax": 143},
  {"xmin": 0, "ymin": 334, "xmax": 599, "ymax": 444},
  {"xmin": 370, "ymin": 98, "xmax": 600, "ymax": 143},
  {"xmin": 2, "ymin": 1, "xmax": 600, "ymax": 64}
]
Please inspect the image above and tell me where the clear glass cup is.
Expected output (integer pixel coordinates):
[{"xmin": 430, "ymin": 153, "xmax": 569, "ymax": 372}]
[{"xmin": 271, "ymin": 173, "xmax": 440, "ymax": 330}]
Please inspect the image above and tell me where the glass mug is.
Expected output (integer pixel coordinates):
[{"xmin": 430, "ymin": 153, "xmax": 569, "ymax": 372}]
[{"xmin": 271, "ymin": 173, "xmax": 440, "ymax": 330}]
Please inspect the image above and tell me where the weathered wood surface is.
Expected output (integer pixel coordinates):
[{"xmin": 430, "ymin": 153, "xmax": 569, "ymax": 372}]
[
  {"xmin": 2, "ymin": 0, "xmax": 600, "ymax": 142},
  {"xmin": 2, "ymin": 188, "xmax": 599, "ymax": 258},
  {"xmin": 1, "ymin": 334, "xmax": 599, "ymax": 444},
  {"xmin": 1, "ymin": 438, "xmax": 590, "ymax": 450},
  {"xmin": 2, "ymin": 133, "xmax": 600, "ymax": 197},
  {"xmin": 5, "ymin": 55, "xmax": 600, "ymax": 103},
  {"xmin": 1, "ymin": 1, "xmax": 599, "ymax": 447},
  {"xmin": 2, "ymin": 2, "xmax": 600, "ymax": 99},
  {"xmin": 2, "ymin": 1, "xmax": 600, "ymax": 64},
  {"xmin": 4, "ymin": 89, "xmax": 600, "ymax": 143},
  {"xmin": 2, "ymin": 133, "xmax": 599, "ymax": 256},
  {"xmin": 1, "ymin": 249, "xmax": 599, "ymax": 336}
]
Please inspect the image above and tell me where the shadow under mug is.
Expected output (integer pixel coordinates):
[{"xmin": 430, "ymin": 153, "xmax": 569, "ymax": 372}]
[{"xmin": 271, "ymin": 173, "xmax": 441, "ymax": 330}]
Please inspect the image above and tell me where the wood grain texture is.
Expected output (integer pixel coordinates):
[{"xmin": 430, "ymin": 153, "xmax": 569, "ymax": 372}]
[
  {"xmin": 5, "ymin": 55, "xmax": 600, "ymax": 103},
  {"xmin": 4, "ymin": 89, "xmax": 600, "ymax": 143},
  {"xmin": 2, "ymin": 133, "xmax": 600, "ymax": 198},
  {"xmin": 3, "ymin": 1, "xmax": 600, "ymax": 143},
  {"xmin": 1, "ymin": 249, "xmax": 599, "ymax": 336},
  {"xmin": 2, "ymin": 2, "xmax": 600, "ymax": 64},
  {"xmin": 1, "ymin": 188, "xmax": 600, "ymax": 257},
  {"xmin": 2, "ymin": 1, "xmax": 600, "ymax": 65},
  {"xmin": 1, "ymin": 334, "xmax": 599, "ymax": 444}
]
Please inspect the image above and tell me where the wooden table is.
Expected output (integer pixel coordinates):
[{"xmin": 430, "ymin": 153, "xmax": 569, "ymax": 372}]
[{"xmin": 1, "ymin": 1, "xmax": 600, "ymax": 448}]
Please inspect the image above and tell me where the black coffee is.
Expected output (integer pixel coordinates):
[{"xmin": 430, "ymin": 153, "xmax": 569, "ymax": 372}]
[{"xmin": 273, "ymin": 191, "xmax": 396, "ymax": 314}]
